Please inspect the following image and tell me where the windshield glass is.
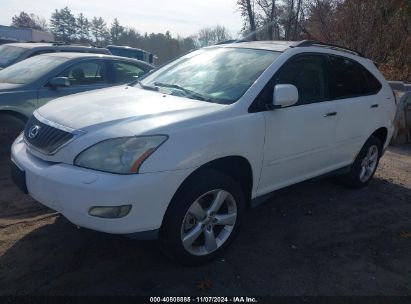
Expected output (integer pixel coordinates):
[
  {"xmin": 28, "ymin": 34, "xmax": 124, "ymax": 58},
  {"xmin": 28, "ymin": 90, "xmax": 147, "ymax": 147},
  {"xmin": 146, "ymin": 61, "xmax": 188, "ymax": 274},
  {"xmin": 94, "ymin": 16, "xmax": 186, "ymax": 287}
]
[
  {"xmin": 0, "ymin": 45, "xmax": 27, "ymax": 68},
  {"xmin": 0, "ymin": 55, "xmax": 67, "ymax": 84},
  {"xmin": 139, "ymin": 47, "xmax": 281, "ymax": 104}
]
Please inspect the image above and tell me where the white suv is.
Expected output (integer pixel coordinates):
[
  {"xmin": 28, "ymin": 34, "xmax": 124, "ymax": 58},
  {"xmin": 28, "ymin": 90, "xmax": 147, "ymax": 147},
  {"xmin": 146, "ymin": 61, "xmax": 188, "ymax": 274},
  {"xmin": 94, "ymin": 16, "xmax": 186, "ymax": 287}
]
[{"xmin": 11, "ymin": 40, "xmax": 396, "ymax": 265}]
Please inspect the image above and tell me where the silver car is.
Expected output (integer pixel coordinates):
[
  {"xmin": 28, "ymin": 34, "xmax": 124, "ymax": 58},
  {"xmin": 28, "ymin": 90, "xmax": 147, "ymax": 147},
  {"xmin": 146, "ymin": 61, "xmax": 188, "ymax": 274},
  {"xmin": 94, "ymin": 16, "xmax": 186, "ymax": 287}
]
[
  {"xmin": 0, "ymin": 52, "xmax": 153, "ymax": 155},
  {"xmin": 0, "ymin": 42, "xmax": 111, "ymax": 70}
]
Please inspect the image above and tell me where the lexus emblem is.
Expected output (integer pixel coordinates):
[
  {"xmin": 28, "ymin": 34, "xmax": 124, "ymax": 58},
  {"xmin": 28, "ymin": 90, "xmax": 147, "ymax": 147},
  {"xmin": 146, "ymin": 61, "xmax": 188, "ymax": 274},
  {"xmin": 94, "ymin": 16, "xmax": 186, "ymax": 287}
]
[{"xmin": 28, "ymin": 125, "xmax": 41, "ymax": 139}]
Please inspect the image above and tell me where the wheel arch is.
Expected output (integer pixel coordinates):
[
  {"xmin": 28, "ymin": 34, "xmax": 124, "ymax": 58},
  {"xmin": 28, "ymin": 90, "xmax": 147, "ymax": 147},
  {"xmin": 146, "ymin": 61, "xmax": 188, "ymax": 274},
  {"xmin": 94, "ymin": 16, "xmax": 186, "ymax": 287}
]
[
  {"xmin": 371, "ymin": 127, "xmax": 388, "ymax": 152},
  {"xmin": 0, "ymin": 110, "xmax": 29, "ymax": 124},
  {"xmin": 160, "ymin": 155, "xmax": 254, "ymax": 231}
]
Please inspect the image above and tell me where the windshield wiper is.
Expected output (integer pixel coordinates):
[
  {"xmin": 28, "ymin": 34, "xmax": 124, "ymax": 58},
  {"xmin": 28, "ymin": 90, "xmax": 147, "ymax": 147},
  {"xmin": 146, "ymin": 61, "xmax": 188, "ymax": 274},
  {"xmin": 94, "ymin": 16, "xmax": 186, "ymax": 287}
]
[
  {"xmin": 137, "ymin": 81, "xmax": 158, "ymax": 91},
  {"xmin": 154, "ymin": 82, "xmax": 216, "ymax": 103}
]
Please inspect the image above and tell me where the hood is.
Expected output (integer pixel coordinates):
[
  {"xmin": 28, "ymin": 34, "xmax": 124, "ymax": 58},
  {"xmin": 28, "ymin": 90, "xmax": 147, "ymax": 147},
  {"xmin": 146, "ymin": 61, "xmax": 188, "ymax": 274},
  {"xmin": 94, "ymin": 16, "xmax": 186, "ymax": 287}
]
[{"xmin": 37, "ymin": 86, "xmax": 226, "ymax": 130}]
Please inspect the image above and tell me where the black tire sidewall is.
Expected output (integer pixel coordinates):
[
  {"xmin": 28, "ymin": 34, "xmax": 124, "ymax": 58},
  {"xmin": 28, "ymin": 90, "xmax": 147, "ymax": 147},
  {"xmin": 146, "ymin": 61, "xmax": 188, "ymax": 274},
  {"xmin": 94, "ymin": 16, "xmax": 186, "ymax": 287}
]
[
  {"xmin": 0, "ymin": 116, "xmax": 25, "ymax": 156},
  {"xmin": 160, "ymin": 169, "xmax": 245, "ymax": 266},
  {"xmin": 347, "ymin": 136, "xmax": 382, "ymax": 188}
]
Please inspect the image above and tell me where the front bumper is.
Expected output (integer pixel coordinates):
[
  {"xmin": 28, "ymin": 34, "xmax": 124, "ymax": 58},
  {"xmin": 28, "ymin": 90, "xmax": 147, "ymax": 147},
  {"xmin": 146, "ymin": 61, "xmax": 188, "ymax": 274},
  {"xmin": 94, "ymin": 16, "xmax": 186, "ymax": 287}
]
[{"xmin": 11, "ymin": 136, "xmax": 192, "ymax": 235}]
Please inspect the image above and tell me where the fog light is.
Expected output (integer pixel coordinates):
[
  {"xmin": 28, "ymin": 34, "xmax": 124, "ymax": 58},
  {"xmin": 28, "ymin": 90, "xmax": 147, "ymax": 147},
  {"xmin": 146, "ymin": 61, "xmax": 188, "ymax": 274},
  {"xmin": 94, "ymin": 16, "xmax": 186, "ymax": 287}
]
[{"xmin": 89, "ymin": 205, "xmax": 132, "ymax": 218}]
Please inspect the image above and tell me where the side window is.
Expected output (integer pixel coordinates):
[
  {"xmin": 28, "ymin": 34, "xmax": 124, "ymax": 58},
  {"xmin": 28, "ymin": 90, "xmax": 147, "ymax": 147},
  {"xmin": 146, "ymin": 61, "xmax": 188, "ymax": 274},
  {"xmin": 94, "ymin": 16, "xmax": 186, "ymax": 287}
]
[
  {"xmin": 273, "ymin": 55, "xmax": 328, "ymax": 105},
  {"xmin": 112, "ymin": 61, "xmax": 146, "ymax": 84},
  {"xmin": 361, "ymin": 66, "xmax": 382, "ymax": 95},
  {"xmin": 328, "ymin": 56, "xmax": 365, "ymax": 99},
  {"xmin": 251, "ymin": 54, "xmax": 328, "ymax": 111},
  {"xmin": 58, "ymin": 60, "xmax": 108, "ymax": 86}
]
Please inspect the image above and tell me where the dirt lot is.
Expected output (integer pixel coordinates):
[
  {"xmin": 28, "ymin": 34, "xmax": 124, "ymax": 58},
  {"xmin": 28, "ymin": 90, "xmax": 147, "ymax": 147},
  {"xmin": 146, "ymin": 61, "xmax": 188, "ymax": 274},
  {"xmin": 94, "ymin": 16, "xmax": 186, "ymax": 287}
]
[{"xmin": 0, "ymin": 145, "xmax": 410, "ymax": 296}]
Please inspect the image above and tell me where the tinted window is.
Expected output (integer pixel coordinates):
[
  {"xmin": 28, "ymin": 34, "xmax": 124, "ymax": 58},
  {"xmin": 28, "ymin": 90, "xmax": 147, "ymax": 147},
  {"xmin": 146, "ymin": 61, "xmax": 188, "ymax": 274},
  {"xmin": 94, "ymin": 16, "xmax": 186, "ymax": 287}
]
[
  {"xmin": 328, "ymin": 56, "xmax": 372, "ymax": 99},
  {"xmin": 361, "ymin": 65, "xmax": 382, "ymax": 94},
  {"xmin": 113, "ymin": 61, "xmax": 146, "ymax": 84},
  {"xmin": 251, "ymin": 54, "xmax": 328, "ymax": 111},
  {"xmin": 59, "ymin": 60, "xmax": 108, "ymax": 86},
  {"xmin": 274, "ymin": 55, "xmax": 328, "ymax": 104}
]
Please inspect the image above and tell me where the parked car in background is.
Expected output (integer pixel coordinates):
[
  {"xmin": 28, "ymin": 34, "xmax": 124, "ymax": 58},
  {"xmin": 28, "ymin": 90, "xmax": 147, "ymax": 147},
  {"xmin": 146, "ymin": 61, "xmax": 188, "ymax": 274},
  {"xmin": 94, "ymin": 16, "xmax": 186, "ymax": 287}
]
[
  {"xmin": 0, "ymin": 42, "xmax": 111, "ymax": 70},
  {"xmin": 10, "ymin": 41, "xmax": 396, "ymax": 265},
  {"xmin": 0, "ymin": 52, "xmax": 153, "ymax": 155},
  {"xmin": 107, "ymin": 45, "xmax": 154, "ymax": 64}
]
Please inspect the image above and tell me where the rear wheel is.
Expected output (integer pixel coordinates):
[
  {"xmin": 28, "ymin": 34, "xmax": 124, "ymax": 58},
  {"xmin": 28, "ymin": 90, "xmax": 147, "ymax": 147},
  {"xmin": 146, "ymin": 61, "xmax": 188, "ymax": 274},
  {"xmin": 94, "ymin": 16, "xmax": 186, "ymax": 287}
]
[
  {"xmin": 0, "ymin": 115, "xmax": 25, "ymax": 157},
  {"xmin": 341, "ymin": 136, "xmax": 382, "ymax": 188},
  {"xmin": 160, "ymin": 170, "xmax": 245, "ymax": 265}
]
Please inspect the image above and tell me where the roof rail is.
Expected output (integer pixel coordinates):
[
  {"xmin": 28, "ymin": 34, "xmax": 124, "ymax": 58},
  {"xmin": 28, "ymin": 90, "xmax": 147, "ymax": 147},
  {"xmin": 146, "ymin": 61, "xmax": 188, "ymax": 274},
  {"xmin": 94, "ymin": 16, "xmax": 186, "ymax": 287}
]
[
  {"xmin": 291, "ymin": 40, "xmax": 364, "ymax": 57},
  {"xmin": 25, "ymin": 40, "xmax": 56, "ymax": 43},
  {"xmin": 214, "ymin": 39, "xmax": 248, "ymax": 45},
  {"xmin": 52, "ymin": 41, "xmax": 96, "ymax": 47}
]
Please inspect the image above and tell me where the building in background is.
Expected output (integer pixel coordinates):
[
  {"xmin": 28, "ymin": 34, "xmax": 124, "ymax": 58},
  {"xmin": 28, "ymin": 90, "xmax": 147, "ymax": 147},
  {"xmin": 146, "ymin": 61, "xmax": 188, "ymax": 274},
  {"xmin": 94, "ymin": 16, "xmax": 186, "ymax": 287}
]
[{"xmin": 0, "ymin": 25, "xmax": 54, "ymax": 44}]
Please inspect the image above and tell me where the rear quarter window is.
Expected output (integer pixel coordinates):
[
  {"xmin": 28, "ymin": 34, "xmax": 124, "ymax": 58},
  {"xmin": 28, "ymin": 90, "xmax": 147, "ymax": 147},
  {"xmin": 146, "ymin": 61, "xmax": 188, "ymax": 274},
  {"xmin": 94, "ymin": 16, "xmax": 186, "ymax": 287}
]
[
  {"xmin": 361, "ymin": 66, "xmax": 382, "ymax": 94},
  {"xmin": 328, "ymin": 55, "xmax": 382, "ymax": 99}
]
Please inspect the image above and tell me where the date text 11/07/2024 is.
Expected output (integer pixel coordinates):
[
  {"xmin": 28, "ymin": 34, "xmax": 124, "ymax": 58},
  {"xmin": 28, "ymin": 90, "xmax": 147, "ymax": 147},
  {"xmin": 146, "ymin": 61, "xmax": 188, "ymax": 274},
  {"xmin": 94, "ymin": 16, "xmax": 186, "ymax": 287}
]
[{"xmin": 149, "ymin": 297, "xmax": 258, "ymax": 303}]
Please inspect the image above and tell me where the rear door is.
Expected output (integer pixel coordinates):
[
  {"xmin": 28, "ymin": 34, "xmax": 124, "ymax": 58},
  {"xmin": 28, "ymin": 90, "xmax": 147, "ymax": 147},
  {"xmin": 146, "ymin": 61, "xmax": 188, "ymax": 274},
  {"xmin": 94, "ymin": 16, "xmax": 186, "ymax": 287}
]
[
  {"xmin": 37, "ymin": 59, "xmax": 110, "ymax": 108},
  {"xmin": 327, "ymin": 55, "xmax": 383, "ymax": 166}
]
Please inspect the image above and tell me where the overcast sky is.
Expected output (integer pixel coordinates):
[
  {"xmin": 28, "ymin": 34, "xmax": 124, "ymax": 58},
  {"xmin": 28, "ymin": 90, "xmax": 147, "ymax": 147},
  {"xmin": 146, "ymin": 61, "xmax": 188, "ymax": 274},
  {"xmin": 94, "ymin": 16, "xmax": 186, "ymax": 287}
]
[{"xmin": 0, "ymin": 0, "xmax": 244, "ymax": 38}]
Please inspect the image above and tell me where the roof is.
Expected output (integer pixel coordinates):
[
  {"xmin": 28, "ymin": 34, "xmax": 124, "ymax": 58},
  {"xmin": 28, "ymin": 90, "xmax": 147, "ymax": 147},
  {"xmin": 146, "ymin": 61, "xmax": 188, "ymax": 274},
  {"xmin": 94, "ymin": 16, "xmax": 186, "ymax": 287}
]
[
  {"xmin": 6, "ymin": 42, "xmax": 55, "ymax": 48},
  {"xmin": 215, "ymin": 41, "xmax": 296, "ymax": 52},
  {"xmin": 5, "ymin": 42, "xmax": 108, "ymax": 51},
  {"xmin": 214, "ymin": 40, "xmax": 365, "ymax": 59},
  {"xmin": 107, "ymin": 45, "xmax": 148, "ymax": 52},
  {"xmin": 36, "ymin": 52, "xmax": 154, "ymax": 67}
]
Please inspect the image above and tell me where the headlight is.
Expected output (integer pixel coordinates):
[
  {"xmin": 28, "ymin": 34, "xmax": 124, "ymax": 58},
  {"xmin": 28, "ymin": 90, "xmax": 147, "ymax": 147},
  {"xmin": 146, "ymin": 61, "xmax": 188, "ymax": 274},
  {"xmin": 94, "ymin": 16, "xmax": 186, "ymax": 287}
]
[{"xmin": 74, "ymin": 135, "xmax": 168, "ymax": 174}]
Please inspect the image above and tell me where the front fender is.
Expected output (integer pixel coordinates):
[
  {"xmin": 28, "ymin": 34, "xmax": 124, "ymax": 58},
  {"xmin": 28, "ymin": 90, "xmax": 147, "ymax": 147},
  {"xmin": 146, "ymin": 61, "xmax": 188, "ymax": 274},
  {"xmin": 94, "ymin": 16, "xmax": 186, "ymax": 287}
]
[
  {"xmin": 140, "ymin": 112, "xmax": 266, "ymax": 194},
  {"xmin": 0, "ymin": 90, "xmax": 37, "ymax": 119}
]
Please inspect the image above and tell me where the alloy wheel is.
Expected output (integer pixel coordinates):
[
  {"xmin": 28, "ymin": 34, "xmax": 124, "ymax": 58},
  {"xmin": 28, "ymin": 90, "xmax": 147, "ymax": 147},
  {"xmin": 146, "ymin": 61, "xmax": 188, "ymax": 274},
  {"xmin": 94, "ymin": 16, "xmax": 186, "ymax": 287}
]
[
  {"xmin": 359, "ymin": 144, "xmax": 379, "ymax": 182},
  {"xmin": 180, "ymin": 189, "xmax": 237, "ymax": 256}
]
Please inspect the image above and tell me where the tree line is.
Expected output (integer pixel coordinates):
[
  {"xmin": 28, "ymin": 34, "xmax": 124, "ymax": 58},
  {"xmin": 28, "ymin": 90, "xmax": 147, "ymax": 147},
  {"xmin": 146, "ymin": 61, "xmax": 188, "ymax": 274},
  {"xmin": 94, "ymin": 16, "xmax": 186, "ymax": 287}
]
[
  {"xmin": 10, "ymin": 1, "xmax": 410, "ymax": 81},
  {"xmin": 11, "ymin": 8, "xmax": 232, "ymax": 65},
  {"xmin": 237, "ymin": 0, "xmax": 410, "ymax": 82}
]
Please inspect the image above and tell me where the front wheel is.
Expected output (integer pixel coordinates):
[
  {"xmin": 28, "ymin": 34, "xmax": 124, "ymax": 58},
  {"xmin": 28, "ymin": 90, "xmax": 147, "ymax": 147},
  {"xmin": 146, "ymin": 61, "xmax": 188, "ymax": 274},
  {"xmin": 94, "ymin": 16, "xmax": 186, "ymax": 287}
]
[
  {"xmin": 341, "ymin": 136, "xmax": 382, "ymax": 188},
  {"xmin": 160, "ymin": 170, "xmax": 245, "ymax": 265}
]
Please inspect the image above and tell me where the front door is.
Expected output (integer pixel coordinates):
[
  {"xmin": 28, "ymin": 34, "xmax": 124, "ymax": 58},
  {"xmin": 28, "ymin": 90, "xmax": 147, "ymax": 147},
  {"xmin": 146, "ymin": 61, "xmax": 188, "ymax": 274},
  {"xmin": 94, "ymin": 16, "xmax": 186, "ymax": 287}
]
[{"xmin": 257, "ymin": 54, "xmax": 339, "ymax": 195}]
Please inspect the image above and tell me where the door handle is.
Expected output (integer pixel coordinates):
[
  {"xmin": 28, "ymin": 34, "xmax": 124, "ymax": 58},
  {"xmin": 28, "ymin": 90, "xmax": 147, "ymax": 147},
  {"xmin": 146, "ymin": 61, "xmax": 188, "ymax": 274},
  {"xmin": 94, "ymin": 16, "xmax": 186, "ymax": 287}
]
[
  {"xmin": 324, "ymin": 112, "xmax": 337, "ymax": 117},
  {"xmin": 371, "ymin": 104, "xmax": 379, "ymax": 108}
]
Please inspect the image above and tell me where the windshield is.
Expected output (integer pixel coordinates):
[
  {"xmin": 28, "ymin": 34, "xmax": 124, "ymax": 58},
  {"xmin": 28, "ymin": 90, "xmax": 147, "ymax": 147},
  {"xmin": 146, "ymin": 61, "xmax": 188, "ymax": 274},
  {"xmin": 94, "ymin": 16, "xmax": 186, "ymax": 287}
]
[
  {"xmin": 0, "ymin": 45, "xmax": 27, "ymax": 68},
  {"xmin": 0, "ymin": 55, "xmax": 68, "ymax": 84},
  {"xmin": 139, "ymin": 47, "xmax": 281, "ymax": 104}
]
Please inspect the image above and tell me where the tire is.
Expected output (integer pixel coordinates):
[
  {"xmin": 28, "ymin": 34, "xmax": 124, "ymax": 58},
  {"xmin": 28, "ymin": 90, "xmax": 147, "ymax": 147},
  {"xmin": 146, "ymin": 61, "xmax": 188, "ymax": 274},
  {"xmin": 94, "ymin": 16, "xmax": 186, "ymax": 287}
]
[
  {"xmin": 0, "ymin": 115, "xmax": 25, "ymax": 158},
  {"xmin": 160, "ymin": 169, "xmax": 245, "ymax": 266},
  {"xmin": 341, "ymin": 136, "xmax": 382, "ymax": 188}
]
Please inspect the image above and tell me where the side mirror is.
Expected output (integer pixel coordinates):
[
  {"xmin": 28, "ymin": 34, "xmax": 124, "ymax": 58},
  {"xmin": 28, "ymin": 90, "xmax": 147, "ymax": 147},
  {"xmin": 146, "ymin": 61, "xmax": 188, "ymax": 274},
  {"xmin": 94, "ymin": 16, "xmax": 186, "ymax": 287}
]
[
  {"xmin": 271, "ymin": 84, "xmax": 299, "ymax": 109},
  {"xmin": 49, "ymin": 77, "xmax": 70, "ymax": 88}
]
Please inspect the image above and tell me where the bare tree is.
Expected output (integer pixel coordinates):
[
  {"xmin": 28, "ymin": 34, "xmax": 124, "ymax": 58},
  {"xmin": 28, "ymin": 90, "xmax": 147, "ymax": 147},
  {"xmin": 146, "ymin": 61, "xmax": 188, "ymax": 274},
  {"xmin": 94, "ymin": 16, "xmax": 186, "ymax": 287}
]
[
  {"xmin": 306, "ymin": 0, "xmax": 411, "ymax": 82},
  {"xmin": 11, "ymin": 12, "xmax": 48, "ymax": 31},
  {"xmin": 256, "ymin": 0, "xmax": 280, "ymax": 39},
  {"xmin": 197, "ymin": 25, "xmax": 232, "ymax": 46},
  {"xmin": 237, "ymin": 0, "xmax": 258, "ymax": 40}
]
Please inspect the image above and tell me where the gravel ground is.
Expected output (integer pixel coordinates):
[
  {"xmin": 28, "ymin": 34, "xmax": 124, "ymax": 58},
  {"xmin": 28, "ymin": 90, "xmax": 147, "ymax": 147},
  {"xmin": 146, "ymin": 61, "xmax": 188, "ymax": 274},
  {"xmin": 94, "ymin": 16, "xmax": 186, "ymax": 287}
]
[{"xmin": 0, "ymin": 145, "xmax": 410, "ymax": 296}]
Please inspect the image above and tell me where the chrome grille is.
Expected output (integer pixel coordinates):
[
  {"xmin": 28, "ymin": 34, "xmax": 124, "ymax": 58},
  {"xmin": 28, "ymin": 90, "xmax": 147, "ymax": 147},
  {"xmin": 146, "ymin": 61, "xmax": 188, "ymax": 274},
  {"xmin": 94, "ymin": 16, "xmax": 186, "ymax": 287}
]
[{"xmin": 24, "ymin": 115, "xmax": 74, "ymax": 154}]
